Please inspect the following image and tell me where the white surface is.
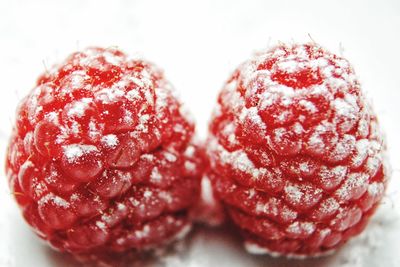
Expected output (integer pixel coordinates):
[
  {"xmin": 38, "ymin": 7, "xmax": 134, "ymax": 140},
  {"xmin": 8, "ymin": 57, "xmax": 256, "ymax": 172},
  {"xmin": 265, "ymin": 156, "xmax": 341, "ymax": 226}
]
[{"xmin": 1, "ymin": 0, "xmax": 400, "ymax": 266}]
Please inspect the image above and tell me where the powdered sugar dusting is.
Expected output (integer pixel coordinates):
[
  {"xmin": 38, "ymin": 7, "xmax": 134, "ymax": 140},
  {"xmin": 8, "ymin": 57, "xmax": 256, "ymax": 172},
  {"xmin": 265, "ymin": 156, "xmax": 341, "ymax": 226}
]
[
  {"xmin": 319, "ymin": 197, "xmax": 340, "ymax": 214},
  {"xmin": 67, "ymin": 98, "xmax": 92, "ymax": 118},
  {"xmin": 95, "ymin": 87, "xmax": 125, "ymax": 104},
  {"xmin": 335, "ymin": 172, "xmax": 369, "ymax": 203},
  {"xmin": 135, "ymin": 225, "xmax": 150, "ymax": 239},
  {"xmin": 150, "ymin": 167, "xmax": 162, "ymax": 183},
  {"xmin": 39, "ymin": 193, "xmax": 70, "ymax": 208},
  {"xmin": 284, "ymin": 184, "xmax": 303, "ymax": 203},
  {"xmin": 101, "ymin": 134, "xmax": 119, "ymax": 148},
  {"xmin": 63, "ymin": 144, "xmax": 98, "ymax": 162},
  {"xmin": 96, "ymin": 221, "xmax": 106, "ymax": 230},
  {"xmin": 208, "ymin": 137, "xmax": 255, "ymax": 174},
  {"xmin": 286, "ymin": 221, "xmax": 316, "ymax": 236}
]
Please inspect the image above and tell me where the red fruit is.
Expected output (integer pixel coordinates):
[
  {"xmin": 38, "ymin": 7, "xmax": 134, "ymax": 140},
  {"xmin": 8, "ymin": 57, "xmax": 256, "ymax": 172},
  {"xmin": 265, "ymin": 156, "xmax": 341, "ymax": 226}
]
[
  {"xmin": 5, "ymin": 47, "xmax": 203, "ymax": 257},
  {"xmin": 206, "ymin": 43, "xmax": 388, "ymax": 257}
]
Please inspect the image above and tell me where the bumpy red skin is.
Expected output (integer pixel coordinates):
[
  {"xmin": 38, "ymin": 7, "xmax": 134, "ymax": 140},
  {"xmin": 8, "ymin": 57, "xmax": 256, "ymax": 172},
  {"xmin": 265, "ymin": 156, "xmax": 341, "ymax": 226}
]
[
  {"xmin": 5, "ymin": 47, "xmax": 203, "ymax": 256},
  {"xmin": 206, "ymin": 43, "xmax": 387, "ymax": 257}
]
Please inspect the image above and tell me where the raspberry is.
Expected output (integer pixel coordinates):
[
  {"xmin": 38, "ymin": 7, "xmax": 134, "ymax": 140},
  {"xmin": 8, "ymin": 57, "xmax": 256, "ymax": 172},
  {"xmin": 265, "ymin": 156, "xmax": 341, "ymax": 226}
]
[
  {"xmin": 206, "ymin": 43, "xmax": 388, "ymax": 257},
  {"xmin": 5, "ymin": 47, "xmax": 203, "ymax": 258}
]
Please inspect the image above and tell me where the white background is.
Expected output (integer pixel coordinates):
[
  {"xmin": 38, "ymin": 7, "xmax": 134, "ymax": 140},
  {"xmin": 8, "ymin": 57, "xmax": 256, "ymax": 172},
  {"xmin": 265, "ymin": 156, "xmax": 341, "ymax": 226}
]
[{"xmin": 0, "ymin": 0, "xmax": 399, "ymax": 266}]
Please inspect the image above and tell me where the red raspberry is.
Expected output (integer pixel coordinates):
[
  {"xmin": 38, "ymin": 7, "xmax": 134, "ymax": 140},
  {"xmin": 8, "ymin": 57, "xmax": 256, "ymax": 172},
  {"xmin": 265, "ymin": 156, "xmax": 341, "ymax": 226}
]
[
  {"xmin": 206, "ymin": 43, "xmax": 388, "ymax": 257},
  {"xmin": 5, "ymin": 47, "xmax": 203, "ymax": 258}
]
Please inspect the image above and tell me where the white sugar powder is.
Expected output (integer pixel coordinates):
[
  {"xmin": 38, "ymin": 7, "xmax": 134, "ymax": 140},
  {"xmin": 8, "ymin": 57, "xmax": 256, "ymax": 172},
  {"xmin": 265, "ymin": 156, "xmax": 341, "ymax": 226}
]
[
  {"xmin": 67, "ymin": 97, "xmax": 92, "ymax": 118},
  {"xmin": 63, "ymin": 144, "xmax": 98, "ymax": 163},
  {"xmin": 39, "ymin": 193, "xmax": 70, "ymax": 208},
  {"xmin": 101, "ymin": 134, "xmax": 119, "ymax": 148}
]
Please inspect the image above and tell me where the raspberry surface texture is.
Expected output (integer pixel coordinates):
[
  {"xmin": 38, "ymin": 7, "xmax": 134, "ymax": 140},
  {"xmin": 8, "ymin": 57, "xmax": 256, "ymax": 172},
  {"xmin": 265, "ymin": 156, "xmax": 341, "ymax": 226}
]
[
  {"xmin": 206, "ymin": 43, "xmax": 388, "ymax": 257},
  {"xmin": 5, "ymin": 47, "xmax": 203, "ymax": 257}
]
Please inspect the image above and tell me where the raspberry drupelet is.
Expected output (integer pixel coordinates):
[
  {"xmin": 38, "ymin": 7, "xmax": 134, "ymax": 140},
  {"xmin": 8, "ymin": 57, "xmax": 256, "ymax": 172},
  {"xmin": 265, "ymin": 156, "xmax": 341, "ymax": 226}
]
[
  {"xmin": 5, "ymin": 47, "xmax": 204, "ymax": 257},
  {"xmin": 206, "ymin": 43, "xmax": 388, "ymax": 258}
]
